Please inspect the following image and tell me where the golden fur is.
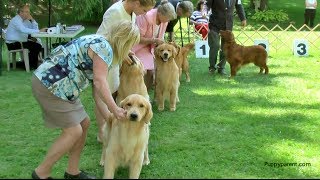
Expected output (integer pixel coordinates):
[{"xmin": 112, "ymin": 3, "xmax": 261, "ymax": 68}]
[
  {"xmin": 172, "ymin": 42, "xmax": 195, "ymax": 82},
  {"xmin": 116, "ymin": 55, "xmax": 149, "ymax": 105},
  {"xmin": 154, "ymin": 43, "xmax": 180, "ymax": 111},
  {"xmin": 219, "ymin": 30, "xmax": 269, "ymax": 77},
  {"xmin": 100, "ymin": 94, "xmax": 153, "ymax": 179}
]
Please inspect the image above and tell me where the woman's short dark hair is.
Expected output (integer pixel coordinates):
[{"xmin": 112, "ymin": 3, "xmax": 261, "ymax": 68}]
[{"xmin": 196, "ymin": 0, "xmax": 205, "ymax": 11}]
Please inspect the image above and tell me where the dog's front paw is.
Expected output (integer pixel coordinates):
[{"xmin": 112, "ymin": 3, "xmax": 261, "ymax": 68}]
[{"xmin": 158, "ymin": 106, "xmax": 164, "ymax": 111}]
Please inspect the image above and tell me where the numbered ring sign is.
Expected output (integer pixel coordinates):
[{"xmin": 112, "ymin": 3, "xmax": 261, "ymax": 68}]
[
  {"xmin": 293, "ymin": 39, "xmax": 308, "ymax": 57},
  {"xmin": 254, "ymin": 39, "xmax": 269, "ymax": 54},
  {"xmin": 195, "ymin": 40, "xmax": 209, "ymax": 58}
]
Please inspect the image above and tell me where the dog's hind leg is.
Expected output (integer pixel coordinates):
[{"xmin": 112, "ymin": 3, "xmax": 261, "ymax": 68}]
[
  {"xmin": 264, "ymin": 64, "xmax": 269, "ymax": 74},
  {"xmin": 230, "ymin": 64, "xmax": 238, "ymax": 77},
  {"xmin": 183, "ymin": 61, "xmax": 190, "ymax": 82},
  {"xmin": 143, "ymin": 145, "xmax": 150, "ymax": 166}
]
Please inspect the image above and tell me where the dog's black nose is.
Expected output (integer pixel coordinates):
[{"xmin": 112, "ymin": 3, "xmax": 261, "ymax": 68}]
[{"xmin": 130, "ymin": 113, "xmax": 138, "ymax": 121}]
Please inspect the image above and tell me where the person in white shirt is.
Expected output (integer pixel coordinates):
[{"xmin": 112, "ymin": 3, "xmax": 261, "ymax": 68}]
[
  {"xmin": 5, "ymin": 4, "xmax": 47, "ymax": 69},
  {"xmin": 95, "ymin": 0, "xmax": 156, "ymax": 143},
  {"xmin": 305, "ymin": 0, "xmax": 317, "ymax": 28}
]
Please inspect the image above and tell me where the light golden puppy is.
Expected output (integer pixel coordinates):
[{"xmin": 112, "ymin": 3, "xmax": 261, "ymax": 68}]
[
  {"xmin": 116, "ymin": 55, "xmax": 149, "ymax": 105},
  {"xmin": 154, "ymin": 43, "xmax": 180, "ymax": 111},
  {"xmin": 100, "ymin": 94, "xmax": 153, "ymax": 179},
  {"xmin": 171, "ymin": 42, "xmax": 195, "ymax": 82}
]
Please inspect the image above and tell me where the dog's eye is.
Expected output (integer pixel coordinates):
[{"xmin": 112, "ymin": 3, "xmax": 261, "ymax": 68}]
[
  {"xmin": 127, "ymin": 103, "xmax": 132, "ymax": 107},
  {"xmin": 139, "ymin": 104, "xmax": 144, "ymax": 108}
]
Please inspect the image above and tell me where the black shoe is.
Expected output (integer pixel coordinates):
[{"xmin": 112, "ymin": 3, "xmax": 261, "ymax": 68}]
[
  {"xmin": 218, "ymin": 69, "xmax": 227, "ymax": 76},
  {"xmin": 31, "ymin": 170, "xmax": 53, "ymax": 179},
  {"xmin": 208, "ymin": 67, "xmax": 215, "ymax": 74},
  {"xmin": 64, "ymin": 171, "xmax": 96, "ymax": 179}
]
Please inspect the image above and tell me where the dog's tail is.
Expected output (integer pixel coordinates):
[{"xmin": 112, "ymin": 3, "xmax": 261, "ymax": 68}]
[{"xmin": 183, "ymin": 43, "xmax": 195, "ymax": 51}]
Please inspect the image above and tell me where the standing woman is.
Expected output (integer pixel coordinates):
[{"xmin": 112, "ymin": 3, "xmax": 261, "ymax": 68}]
[
  {"xmin": 95, "ymin": 0, "xmax": 156, "ymax": 143},
  {"xmin": 31, "ymin": 21, "xmax": 140, "ymax": 179},
  {"xmin": 304, "ymin": 0, "xmax": 317, "ymax": 28},
  {"xmin": 132, "ymin": 0, "xmax": 177, "ymax": 90}
]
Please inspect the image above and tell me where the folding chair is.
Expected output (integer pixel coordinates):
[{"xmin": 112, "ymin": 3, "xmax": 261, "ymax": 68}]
[
  {"xmin": 193, "ymin": 23, "xmax": 209, "ymax": 40},
  {"xmin": 2, "ymin": 29, "xmax": 30, "ymax": 72}
]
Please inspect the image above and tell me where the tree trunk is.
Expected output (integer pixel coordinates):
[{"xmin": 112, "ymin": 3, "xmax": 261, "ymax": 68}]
[
  {"xmin": 260, "ymin": 0, "xmax": 268, "ymax": 11},
  {"xmin": 250, "ymin": 0, "xmax": 255, "ymax": 9}
]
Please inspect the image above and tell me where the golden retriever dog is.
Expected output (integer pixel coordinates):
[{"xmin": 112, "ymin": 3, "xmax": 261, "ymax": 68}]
[
  {"xmin": 154, "ymin": 43, "xmax": 180, "ymax": 111},
  {"xmin": 172, "ymin": 42, "xmax": 195, "ymax": 82},
  {"xmin": 100, "ymin": 94, "xmax": 153, "ymax": 179},
  {"xmin": 219, "ymin": 30, "xmax": 269, "ymax": 77},
  {"xmin": 116, "ymin": 55, "xmax": 149, "ymax": 105}
]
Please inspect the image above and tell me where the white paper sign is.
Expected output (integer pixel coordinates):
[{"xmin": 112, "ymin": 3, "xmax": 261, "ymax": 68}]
[
  {"xmin": 254, "ymin": 39, "xmax": 269, "ymax": 54},
  {"xmin": 293, "ymin": 39, "xmax": 308, "ymax": 57},
  {"xmin": 195, "ymin": 40, "xmax": 209, "ymax": 58}
]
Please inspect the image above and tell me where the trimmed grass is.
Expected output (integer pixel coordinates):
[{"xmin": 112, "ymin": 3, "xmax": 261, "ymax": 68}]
[{"xmin": 1, "ymin": 49, "xmax": 320, "ymax": 178}]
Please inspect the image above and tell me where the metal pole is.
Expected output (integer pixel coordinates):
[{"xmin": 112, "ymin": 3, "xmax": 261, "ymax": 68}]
[
  {"xmin": 179, "ymin": 18, "xmax": 183, "ymax": 46},
  {"xmin": 48, "ymin": 0, "xmax": 51, "ymax": 27}
]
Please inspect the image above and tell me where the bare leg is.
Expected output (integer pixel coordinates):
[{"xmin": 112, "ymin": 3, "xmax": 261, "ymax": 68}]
[
  {"xmin": 34, "ymin": 120, "xmax": 84, "ymax": 178},
  {"xmin": 94, "ymin": 107, "xmax": 105, "ymax": 143},
  {"xmin": 66, "ymin": 117, "xmax": 90, "ymax": 175}
]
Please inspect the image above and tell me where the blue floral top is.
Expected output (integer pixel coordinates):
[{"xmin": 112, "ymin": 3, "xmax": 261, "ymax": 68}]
[{"xmin": 34, "ymin": 34, "xmax": 113, "ymax": 101}]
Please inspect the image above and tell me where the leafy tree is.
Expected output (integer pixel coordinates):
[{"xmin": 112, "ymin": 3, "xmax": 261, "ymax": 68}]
[{"xmin": 2, "ymin": 0, "xmax": 109, "ymax": 26}]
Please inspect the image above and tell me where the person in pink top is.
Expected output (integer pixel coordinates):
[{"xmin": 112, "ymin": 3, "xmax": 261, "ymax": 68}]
[{"xmin": 132, "ymin": 0, "xmax": 176, "ymax": 90}]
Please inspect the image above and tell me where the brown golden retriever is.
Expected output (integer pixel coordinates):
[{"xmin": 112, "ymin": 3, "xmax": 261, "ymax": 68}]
[
  {"xmin": 172, "ymin": 42, "xmax": 195, "ymax": 82},
  {"xmin": 219, "ymin": 30, "xmax": 269, "ymax": 77},
  {"xmin": 154, "ymin": 43, "xmax": 180, "ymax": 111},
  {"xmin": 116, "ymin": 55, "xmax": 149, "ymax": 105},
  {"xmin": 100, "ymin": 94, "xmax": 153, "ymax": 179}
]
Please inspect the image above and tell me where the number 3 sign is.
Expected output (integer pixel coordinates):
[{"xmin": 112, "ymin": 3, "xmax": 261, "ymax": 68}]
[
  {"xmin": 195, "ymin": 40, "xmax": 209, "ymax": 58},
  {"xmin": 293, "ymin": 39, "xmax": 308, "ymax": 57}
]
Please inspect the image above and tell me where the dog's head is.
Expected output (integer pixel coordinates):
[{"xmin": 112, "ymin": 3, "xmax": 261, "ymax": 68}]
[
  {"xmin": 120, "ymin": 94, "xmax": 153, "ymax": 124},
  {"xmin": 219, "ymin": 30, "xmax": 235, "ymax": 43},
  {"xmin": 154, "ymin": 43, "xmax": 177, "ymax": 62},
  {"xmin": 120, "ymin": 55, "xmax": 145, "ymax": 76}
]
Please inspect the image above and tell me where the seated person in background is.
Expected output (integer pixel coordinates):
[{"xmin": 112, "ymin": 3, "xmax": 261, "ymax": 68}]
[
  {"xmin": 5, "ymin": 4, "xmax": 47, "ymax": 69},
  {"xmin": 132, "ymin": 0, "xmax": 176, "ymax": 90},
  {"xmin": 155, "ymin": 0, "xmax": 194, "ymax": 42},
  {"xmin": 190, "ymin": 0, "xmax": 209, "ymax": 40}
]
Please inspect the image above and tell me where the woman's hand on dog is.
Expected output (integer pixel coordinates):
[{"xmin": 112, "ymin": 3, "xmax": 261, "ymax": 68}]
[
  {"xmin": 153, "ymin": 38, "xmax": 164, "ymax": 46},
  {"xmin": 112, "ymin": 106, "xmax": 127, "ymax": 121}
]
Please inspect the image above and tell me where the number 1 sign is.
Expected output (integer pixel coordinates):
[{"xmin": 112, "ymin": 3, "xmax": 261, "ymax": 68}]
[{"xmin": 195, "ymin": 40, "xmax": 209, "ymax": 58}]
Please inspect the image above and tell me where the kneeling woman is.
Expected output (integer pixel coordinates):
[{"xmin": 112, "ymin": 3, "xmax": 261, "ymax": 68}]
[{"xmin": 31, "ymin": 21, "xmax": 140, "ymax": 179}]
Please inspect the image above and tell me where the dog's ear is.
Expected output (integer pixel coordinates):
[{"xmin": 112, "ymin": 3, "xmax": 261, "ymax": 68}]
[
  {"xmin": 172, "ymin": 45, "xmax": 178, "ymax": 59},
  {"xmin": 143, "ymin": 100, "xmax": 153, "ymax": 124},
  {"xmin": 120, "ymin": 97, "xmax": 128, "ymax": 109},
  {"xmin": 154, "ymin": 46, "xmax": 160, "ymax": 58}
]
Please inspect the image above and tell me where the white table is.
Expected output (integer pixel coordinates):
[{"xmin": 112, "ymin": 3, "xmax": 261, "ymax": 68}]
[{"xmin": 32, "ymin": 25, "xmax": 85, "ymax": 57}]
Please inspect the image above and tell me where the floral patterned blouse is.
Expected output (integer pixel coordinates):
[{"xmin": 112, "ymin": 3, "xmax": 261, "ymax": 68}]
[{"xmin": 34, "ymin": 34, "xmax": 113, "ymax": 101}]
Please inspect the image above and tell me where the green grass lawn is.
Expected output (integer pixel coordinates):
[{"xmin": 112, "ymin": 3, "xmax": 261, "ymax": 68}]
[
  {"xmin": 1, "ymin": 1, "xmax": 320, "ymax": 178},
  {"xmin": 1, "ymin": 47, "xmax": 320, "ymax": 178}
]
